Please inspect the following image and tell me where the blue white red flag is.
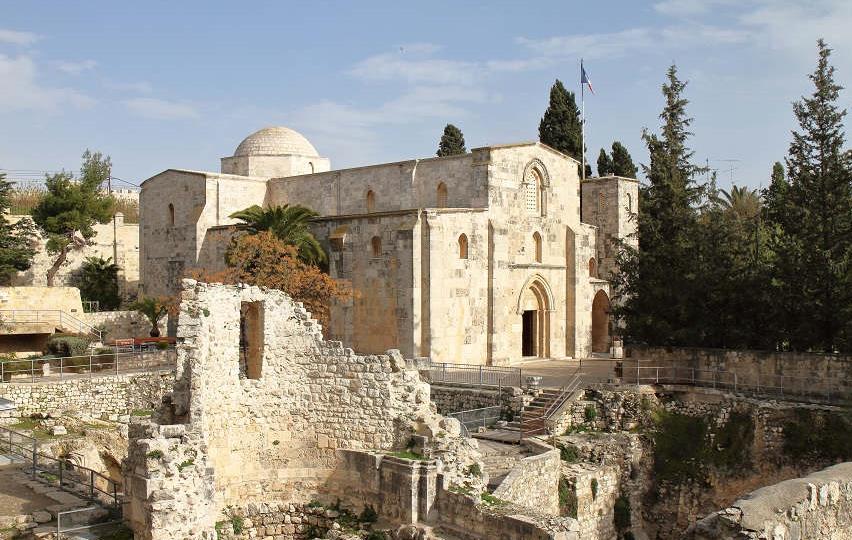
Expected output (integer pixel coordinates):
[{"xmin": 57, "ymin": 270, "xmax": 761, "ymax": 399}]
[{"xmin": 581, "ymin": 61, "xmax": 594, "ymax": 95}]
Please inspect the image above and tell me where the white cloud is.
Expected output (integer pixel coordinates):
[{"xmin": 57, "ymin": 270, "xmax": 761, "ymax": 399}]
[
  {"xmin": 0, "ymin": 54, "xmax": 95, "ymax": 113},
  {"xmin": 55, "ymin": 59, "xmax": 97, "ymax": 74},
  {"xmin": 123, "ymin": 97, "xmax": 199, "ymax": 120},
  {"xmin": 653, "ymin": 0, "xmax": 738, "ymax": 17},
  {"xmin": 0, "ymin": 29, "xmax": 40, "ymax": 46},
  {"xmin": 349, "ymin": 47, "xmax": 481, "ymax": 86}
]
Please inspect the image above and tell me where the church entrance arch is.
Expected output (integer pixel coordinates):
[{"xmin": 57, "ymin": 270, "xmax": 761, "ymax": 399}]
[
  {"xmin": 591, "ymin": 290, "xmax": 611, "ymax": 354},
  {"xmin": 518, "ymin": 277, "xmax": 552, "ymax": 358}
]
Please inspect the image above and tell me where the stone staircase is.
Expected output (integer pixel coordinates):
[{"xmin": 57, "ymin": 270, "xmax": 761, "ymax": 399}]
[
  {"xmin": 504, "ymin": 388, "xmax": 566, "ymax": 436},
  {"xmin": 477, "ymin": 439, "xmax": 531, "ymax": 489}
]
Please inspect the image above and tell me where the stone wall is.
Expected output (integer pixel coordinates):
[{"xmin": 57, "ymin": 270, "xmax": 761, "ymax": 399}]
[
  {"xmin": 124, "ymin": 281, "xmax": 485, "ymax": 539},
  {"xmin": 562, "ymin": 462, "xmax": 622, "ymax": 540},
  {"xmin": 9, "ymin": 214, "xmax": 140, "ymax": 297},
  {"xmin": 81, "ymin": 310, "xmax": 149, "ymax": 339},
  {"xmin": 625, "ymin": 346, "xmax": 852, "ymax": 401},
  {"xmin": 0, "ymin": 368, "xmax": 174, "ymax": 418},
  {"xmin": 491, "ymin": 439, "xmax": 561, "ymax": 515},
  {"xmin": 687, "ymin": 462, "xmax": 852, "ymax": 539},
  {"xmin": 429, "ymin": 384, "xmax": 522, "ymax": 419}
]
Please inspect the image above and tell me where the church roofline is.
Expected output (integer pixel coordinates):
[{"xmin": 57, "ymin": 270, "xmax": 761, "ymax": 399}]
[
  {"xmin": 472, "ymin": 141, "xmax": 582, "ymax": 165},
  {"xmin": 582, "ymin": 175, "xmax": 640, "ymax": 184},
  {"xmin": 141, "ymin": 168, "xmax": 269, "ymax": 187}
]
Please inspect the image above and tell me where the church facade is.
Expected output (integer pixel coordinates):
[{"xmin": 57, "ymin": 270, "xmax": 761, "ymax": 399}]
[{"xmin": 140, "ymin": 127, "xmax": 637, "ymax": 364}]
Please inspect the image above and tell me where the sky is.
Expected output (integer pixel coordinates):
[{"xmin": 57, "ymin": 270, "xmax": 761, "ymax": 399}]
[{"xmin": 1, "ymin": 0, "xmax": 850, "ymax": 192}]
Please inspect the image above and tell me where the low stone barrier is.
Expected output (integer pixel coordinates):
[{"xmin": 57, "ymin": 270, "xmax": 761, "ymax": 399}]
[
  {"xmin": 491, "ymin": 439, "xmax": 562, "ymax": 515},
  {"xmin": 687, "ymin": 462, "xmax": 852, "ymax": 539},
  {"xmin": 430, "ymin": 384, "xmax": 522, "ymax": 418}
]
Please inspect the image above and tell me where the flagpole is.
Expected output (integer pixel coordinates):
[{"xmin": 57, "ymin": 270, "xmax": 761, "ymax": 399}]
[{"xmin": 581, "ymin": 58, "xmax": 586, "ymax": 183}]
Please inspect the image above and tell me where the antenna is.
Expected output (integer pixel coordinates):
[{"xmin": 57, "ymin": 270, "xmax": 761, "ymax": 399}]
[{"xmin": 712, "ymin": 159, "xmax": 741, "ymax": 185}]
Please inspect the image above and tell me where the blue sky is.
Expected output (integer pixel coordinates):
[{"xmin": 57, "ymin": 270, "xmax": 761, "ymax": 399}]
[{"xmin": 1, "ymin": 0, "xmax": 850, "ymax": 191}]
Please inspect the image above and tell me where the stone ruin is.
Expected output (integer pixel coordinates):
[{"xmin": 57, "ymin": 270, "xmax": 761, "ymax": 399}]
[{"xmin": 122, "ymin": 280, "xmax": 579, "ymax": 539}]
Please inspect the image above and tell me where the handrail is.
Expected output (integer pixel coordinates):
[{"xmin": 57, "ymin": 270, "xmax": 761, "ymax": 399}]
[
  {"xmin": 0, "ymin": 309, "xmax": 103, "ymax": 342},
  {"xmin": 0, "ymin": 350, "xmax": 175, "ymax": 384},
  {"xmin": 428, "ymin": 361, "xmax": 523, "ymax": 388}
]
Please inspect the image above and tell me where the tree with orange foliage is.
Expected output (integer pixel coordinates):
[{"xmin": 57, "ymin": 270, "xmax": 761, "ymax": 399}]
[{"xmin": 191, "ymin": 231, "xmax": 346, "ymax": 328}]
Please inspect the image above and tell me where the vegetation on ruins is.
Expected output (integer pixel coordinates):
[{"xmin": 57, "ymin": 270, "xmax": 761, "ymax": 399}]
[
  {"xmin": 74, "ymin": 256, "xmax": 121, "ymax": 310},
  {"xmin": 615, "ymin": 40, "xmax": 852, "ymax": 353},
  {"xmin": 597, "ymin": 142, "xmax": 638, "ymax": 178},
  {"xmin": 31, "ymin": 150, "xmax": 115, "ymax": 286},
  {"xmin": 782, "ymin": 409, "xmax": 852, "ymax": 461},
  {"xmin": 229, "ymin": 204, "xmax": 326, "ymax": 265},
  {"xmin": 437, "ymin": 123, "xmax": 467, "ymax": 157},
  {"xmin": 539, "ymin": 79, "xmax": 584, "ymax": 164},
  {"xmin": 0, "ymin": 173, "xmax": 36, "ymax": 284},
  {"xmin": 191, "ymin": 231, "xmax": 347, "ymax": 328},
  {"xmin": 131, "ymin": 296, "xmax": 177, "ymax": 337}
]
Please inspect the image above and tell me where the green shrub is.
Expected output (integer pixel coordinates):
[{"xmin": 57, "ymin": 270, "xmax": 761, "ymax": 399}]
[
  {"xmin": 783, "ymin": 410, "xmax": 852, "ymax": 461},
  {"xmin": 359, "ymin": 504, "xmax": 378, "ymax": 524},
  {"xmin": 614, "ymin": 494, "xmax": 631, "ymax": 531},
  {"xmin": 584, "ymin": 405, "xmax": 598, "ymax": 423},
  {"xmin": 651, "ymin": 410, "xmax": 709, "ymax": 482},
  {"xmin": 590, "ymin": 477, "xmax": 598, "ymax": 499},
  {"xmin": 366, "ymin": 533, "xmax": 388, "ymax": 540},
  {"xmin": 156, "ymin": 341, "xmax": 169, "ymax": 350},
  {"xmin": 559, "ymin": 445, "xmax": 579, "ymax": 463},
  {"xmin": 47, "ymin": 334, "xmax": 92, "ymax": 357},
  {"xmin": 465, "ymin": 463, "xmax": 482, "ymax": 477},
  {"xmin": 558, "ymin": 477, "xmax": 577, "ymax": 518}
]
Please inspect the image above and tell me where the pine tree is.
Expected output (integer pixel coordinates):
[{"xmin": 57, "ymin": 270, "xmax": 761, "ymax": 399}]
[
  {"xmin": 611, "ymin": 141, "xmax": 638, "ymax": 178},
  {"xmin": 0, "ymin": 174, "xmax": 36, "ymax": 284},
  {"xmin": 539, "ymin": 80, "xmax": 583, "ymax": 162},
  {"xmin": 597, "ymin": 149, "xmax": 613, "ymax": 176},
  {"xmin": 770, "ymin": 40, "xmax": 852, "ymax": 352},
  {"xmin": 612, "ymin": 65, "xmax": 707, "ymax": 345},
  {"xmin": 32, "ymin": 150, "xmax": 115, "ymax": 286},
  {"xmin": 436, "ymin": 124, "xmax": 466, "ymax": 157}
]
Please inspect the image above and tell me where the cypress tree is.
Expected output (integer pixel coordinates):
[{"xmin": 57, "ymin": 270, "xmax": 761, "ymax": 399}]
[
  {"xmin": 597, "ymin": 149, "xmax": 613, "ymax": 176},
  {"xmin": 611, "ymin": 141, "xmax": 638, "ymax": 178},
  {"xmin": 612, "ymin": 65, "xmax": 707, "ymax": 345},
  {"xmin": 539, "ymin": 79, "xmax": 583, "ymax": 162},
  {"xmin": 769, "ymin": 40, "xmax": 852, "ymax": 352},
  {"xmin": 0, "ymin": 174, "xmax": 36, "ymax": 284},
  {"xmin": 436, "ymin": 124, "xmax": 467, "ymax": 157}
]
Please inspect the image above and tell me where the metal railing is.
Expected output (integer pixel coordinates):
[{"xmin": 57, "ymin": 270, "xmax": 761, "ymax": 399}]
[
  {"xmin": 447, "ymin": 405, "xmax": 503, "ymax": 438},
  {"xmin": 0, "ymin": 309, "xmax": 103, "ymax": 341},
  {"xmin": 428, "ymin": 362, "xmax": 523, "ymax": 388},
  {"xmin": 623, "ymin": 365, "xmax": 851, "ymax": 404},
  {"xmin": 1, "ymin": 350, "xmax": 175, "ymax": 383},
  {"xmin": 57, "ymin": 507, "xmax": 123, "ymax": 539},
  {"xmin": 521, "ymin": 370, "xmax": 584, "ymax": 438},
  {"xmin": 0, "ymin": 426, "xmax": 122, "ymax": 507}
]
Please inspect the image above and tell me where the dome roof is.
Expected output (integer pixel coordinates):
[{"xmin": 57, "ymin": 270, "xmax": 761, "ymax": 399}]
[{"xmin": 234, "ymin": 126, "xmax": 319, "ymax": 157}]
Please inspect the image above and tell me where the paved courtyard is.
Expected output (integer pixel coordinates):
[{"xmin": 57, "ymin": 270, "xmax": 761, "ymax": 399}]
[{"xmin": 520, "ymin": 358, "xmax": 617, "ymax": 388}]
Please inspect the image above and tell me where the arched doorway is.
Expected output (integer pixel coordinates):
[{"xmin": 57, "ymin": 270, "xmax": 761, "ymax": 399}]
[
  {"xmin": 519, "ymin": 278, "xmax": 552, "ymax": 358},
  {"xmin": 591, "ymin": 290, "xmax": 610, "ymax": 354}
]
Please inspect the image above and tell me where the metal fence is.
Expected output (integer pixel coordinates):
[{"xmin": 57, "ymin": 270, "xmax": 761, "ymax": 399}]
[
  {"xmin": 427, "ymin": 362, "xmax": 523, "ymax": 388},
  {"xmin": 447, "ymin": 405, "xmax": 503, "ymax": 438},
  {"xmin": 0, "ymin": 309, "xmax": 103, "ymax": 341},
  {"xmin": 1, "ymin": 350, "xmax": 175, "ymax": 383},
  {"xmin": 0, "ymin": 426, "xmax": 122, "ymax": 508},
  {"xmin": 56, "ymin": 507, "xmax": 124, "ymax": 540},
  {"xmin": 623, "ymin": 365, "xmax": 851, "ymax": 405}
]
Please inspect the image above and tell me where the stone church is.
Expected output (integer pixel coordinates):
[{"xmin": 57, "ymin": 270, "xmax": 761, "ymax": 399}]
[{"xmin": 140, "ymin": 126, "xmax": 637, "ymax": 364}]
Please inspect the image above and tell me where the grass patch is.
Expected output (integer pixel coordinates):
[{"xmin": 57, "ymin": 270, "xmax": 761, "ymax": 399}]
[
  {"xmin": 131, "ymin": 408, "xmax": 153, "ymax": 417},
  {"xmin": 10, "ymin": 418, "xmax": 40, "ymax": 431},
  {"xmin": 480, "ymin": 492, "xmax": 507, "ymax": 507},
  {"xmin": 146, "ymin": 450, "xmax": 163, "ymax": 459},
  {"xmin": 177, "ymin": 459, "xmax": 194, "ymax": 471}
]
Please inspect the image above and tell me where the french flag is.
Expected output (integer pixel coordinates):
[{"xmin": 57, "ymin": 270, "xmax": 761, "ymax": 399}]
[{"xmin": 581, "ymin": 61, "xmax": 595, "ymax": 95}]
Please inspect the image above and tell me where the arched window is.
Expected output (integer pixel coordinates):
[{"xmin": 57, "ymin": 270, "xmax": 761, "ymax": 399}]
[
  {"xmin": 437, "ymin": 182, "xmax": 448, "ymax": 208},
  {"xmin": 308, "ymin": 162, "xmax": 315, "ymax": 174},
  {"xmin": 589, "ymin": 258, "xmax": 597, "ymax": 278},
  {"xmin": 533, "ymin": 232, "xmax": 542, "ymax": 263},
  {"xmin": 458, "ymin": 234, "xmax": 468, "ymax": 259},
  {"xmin": 625, "ymin": 193, "xmax": 633, "ymax": 212},
  {"xmin": 371, "ymin": 236, "xmax": 382, "ymax": 258},
  {"xmin": 366, "ymin": 190, "xmax": 376, "ymax": 213},
  {"xmin": 524, "ymin": 170, "xmax": 542, "ymax": 214},
  {"xmin": 168, "ymin": 203, "xmax": 175, "ymax": 226},
  {"xmin": 598, "ymin": 191, "xmax": 607, "ymax": 213}
]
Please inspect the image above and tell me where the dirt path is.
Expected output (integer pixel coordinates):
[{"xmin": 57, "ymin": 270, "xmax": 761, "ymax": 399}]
[{"xmin": 0, "ymin": 464, "xmax": 55, "ymax": 516}]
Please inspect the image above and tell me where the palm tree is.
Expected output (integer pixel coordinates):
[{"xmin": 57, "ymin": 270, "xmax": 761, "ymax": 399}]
[
  {"xmin": 130, "ymin": 296, "xmax": 171, "ymax": 337},
  {"xmin": 714, "ymin": 185, "xmax": 761, "ymax": 220},
  {"xmin": 229, "ymin": 204, "xmax": 327, "ymax": 265}
]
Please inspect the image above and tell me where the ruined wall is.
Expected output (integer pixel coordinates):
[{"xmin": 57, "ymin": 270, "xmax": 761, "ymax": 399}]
[
  {"xmin": 562, "ymin": 462, "xmax": 622, "ymax": 540},
  {"xmin": 429, "ymin": 384, "xmax": 522, "ymax": 419},
  {"xmin": 687, "ymin": 462, "xmax": 852, "ymax": 540},
  {"xmin": 0, "ymin": 368, "xmax": 174, "ymax": 418},
  {"xmin": 81, "ymin": 310, "xmax": 149, "ymax": 339},
  {"xmin": 491, "ymin": 440, "xmax": 562, "ymax": 515}
]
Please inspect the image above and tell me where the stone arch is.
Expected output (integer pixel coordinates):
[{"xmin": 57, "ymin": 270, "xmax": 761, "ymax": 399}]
[
  {"xmin": 591, "ymin": 290, "xmax": 611, "ymax": 354},
  {"xmin": 436, "ymin": 182, "xmax": 448, "ymax": 208},
  {"xmin": 625, "ymin": 192, "xmax": 632, "ymax": 212},
  {"xmin": 522, "ymin": 159, "xmax": 551, "ymax": 187},
  {"xmin": 458, "ymin": 233, "xmax": 468, "ymax": 259},
  {"xmin": 517, "ymin": 275, "xmax": 554, "ymax": 359},
  {"xmin": 371, "ymin": 235, "xmax": 382, "ymax": 258},
  {"xmin": 366, "ymin": 190, "xmax": 376, "ymax": 213},
  {"xmin": 308, "ymin": 162, "xmax": 315, "ymax": 174}
]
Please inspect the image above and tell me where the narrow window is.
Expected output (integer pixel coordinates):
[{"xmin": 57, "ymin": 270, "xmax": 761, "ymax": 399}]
[
  {"xmin": 366, "ymin": 190, "xmax": 376, "ymax": 213},
  {"xmin": 371, "ymin": 236, "xmax": 382, "ymax": 258},
  {"xmin": 626, "ymin": 193, "xmax": 633, "ymax": 212},
  {"xmin": 458, "ymin": 234, "xmax": 468, "ymax": 259},
  {"xmin": 533, "ymin": 232, "xmax": 542, "ymax": 263},
  {"xmin": 437, "ymin": 182, "xmax": 448, "ymax": 208},
  {"xmin": 525, "ymin": 171, "xmax": 540, "ymax": 213},
  {"xmin": 308, "ymin": 162, "xmax": 315, "ymax": 174},
  {"xmin": 598, "ymin": 192, "xmax": 607, "ymax": 213},
  {"xmin": 589, "ymin": 258, "xmax": 597, "ymax": 278},
  {"xmin": 168, "ymin": 203, "xmax": 175, "ymax": 226},
  {"xmin": 239, "ymin": 301, "xmax": 264, "ymax": 379}
]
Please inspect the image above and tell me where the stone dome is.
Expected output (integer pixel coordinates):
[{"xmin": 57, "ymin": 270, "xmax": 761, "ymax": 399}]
[{"xmin": 234, "ymin": 126, "xmax": 319, "ymax": 157}]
